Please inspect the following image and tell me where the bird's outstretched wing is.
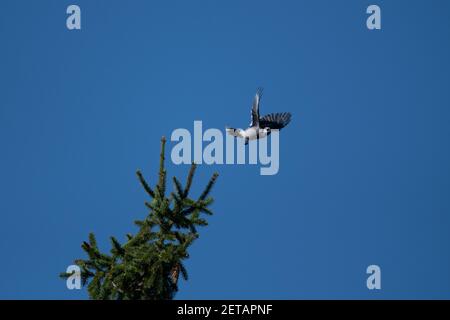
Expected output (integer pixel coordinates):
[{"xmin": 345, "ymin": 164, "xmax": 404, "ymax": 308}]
[
  {"xmin": 259, "ymin": 112, "xmax": 292, "ymax": 129},
  {"xmin": 250, "ymin": 87, "xmax": 263, "ymax": 127}
]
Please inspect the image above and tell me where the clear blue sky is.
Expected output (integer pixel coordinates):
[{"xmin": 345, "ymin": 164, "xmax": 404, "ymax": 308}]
[{"xmin": 1, "ymin": 0, "xmax": 450, "ymax": 299}]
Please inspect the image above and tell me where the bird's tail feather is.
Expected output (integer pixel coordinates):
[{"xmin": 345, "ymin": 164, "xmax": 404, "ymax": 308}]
[{"xmin": 226, "ymin": 127, "xmax": 240, "ymax": 137}]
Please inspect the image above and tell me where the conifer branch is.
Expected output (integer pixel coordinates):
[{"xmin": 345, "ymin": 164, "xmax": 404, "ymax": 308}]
[
  {"xmin": 173, "ymin": 177, "xmax": 184, "ymax": 199},
  {"xmin": 199, "ymin": 172, "xmax": 219, "ymax": 201},
  {"xmin": 61, "ymin": 137, "xmax": 219, "ymax": 300},
  {"xmin": 136, "ymin": 170, "xmax": 155, "ymax": 198},
  {"xmin": 158, "ymin": 136, "xmax": 167, "ymax": 198},
  {"xmin": 183, "ymin": 163, "xmax": 197, "ymax": 198}
]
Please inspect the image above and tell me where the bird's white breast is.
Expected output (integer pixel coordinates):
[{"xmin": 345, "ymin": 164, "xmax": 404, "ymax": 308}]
[{"xmin": 243, "ymin": 128, "xmax": 268, "ymax": 140}]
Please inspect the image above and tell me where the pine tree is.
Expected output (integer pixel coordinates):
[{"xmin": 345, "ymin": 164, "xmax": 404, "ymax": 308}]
[{"xmin": 60, "ymin": 137, "xmax": 218, "ymax": 299}]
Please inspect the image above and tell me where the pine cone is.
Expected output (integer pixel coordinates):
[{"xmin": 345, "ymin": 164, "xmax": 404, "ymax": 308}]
[{"xmin": 170, "ymin": 263, "xmax": 180, "ymax": 285}]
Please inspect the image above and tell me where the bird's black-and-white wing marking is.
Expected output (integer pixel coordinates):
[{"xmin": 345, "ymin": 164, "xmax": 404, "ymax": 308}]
[
  {"xmin": 250, "ymin": 87, "xmax": 263, "ymax": 127},
  {"xmin": 259, "ymin": 112, "xmax": 292, "ymax": 129}
]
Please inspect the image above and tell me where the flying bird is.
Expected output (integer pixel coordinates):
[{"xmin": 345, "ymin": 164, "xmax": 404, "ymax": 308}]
[{"xmin": 226, "ymin": 88, "xmax": 292, "ymax": 145}]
